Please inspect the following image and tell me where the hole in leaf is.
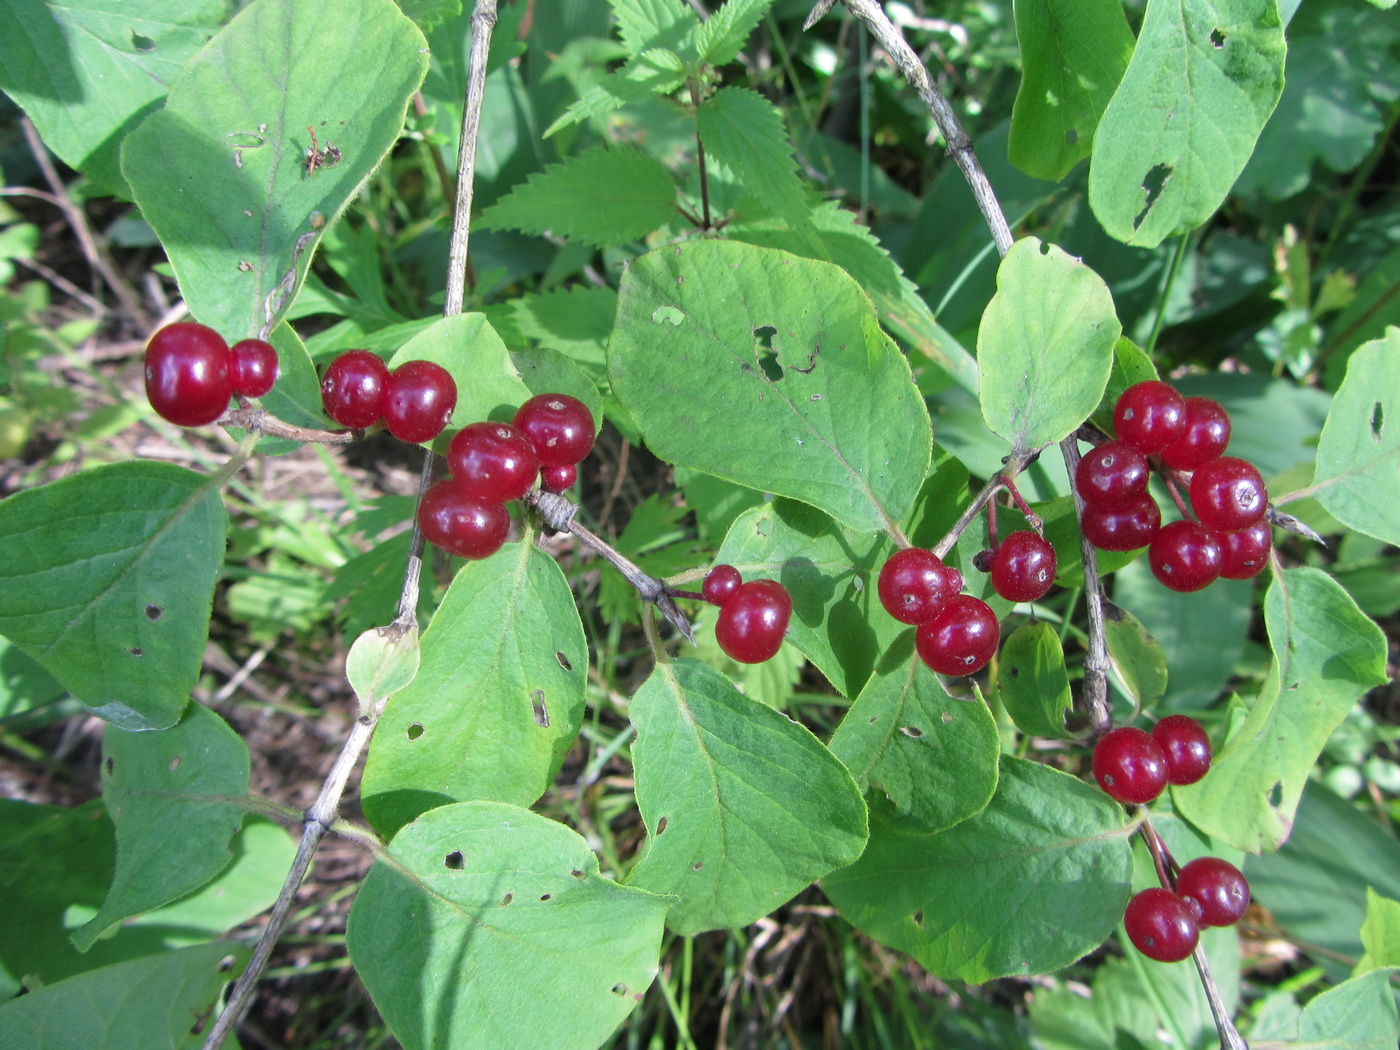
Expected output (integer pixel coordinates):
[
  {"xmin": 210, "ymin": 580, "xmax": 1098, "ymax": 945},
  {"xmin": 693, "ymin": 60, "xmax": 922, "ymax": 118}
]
[
  {"xmin": 571, "ymin": 869, "xmax": 586, "ymax": 879},
  {"xmin": 444, "ymin": 851, "xmax": 464, "ymax": 869},
  {"xmin": 1133, "ymin": 164, "xmax": 1172, "ymax": 230},
  {"xmin": 1210, "ymin": 27, "xmax": 1226, "ymax": 47},
  {"xmin": 540, "ymin": 893, "xmax": 552, "ymax": 901},
  {"xmin": 145, "ymin": 604, "xmax": 163, "ymax": 620},
  {"xmin": 556, "ymin": 651, "xmax": 573, "ymax": 671},
  {"xmin": 868, "ymin": 716, "xmax": 878, "ymax": 725},
  {"xmin": 612, "ymin": 984, "xmax": 629, "ymax": 997},
  {"xmin": 501, "ymin": 892, "xmax": 513, "ymax": 905},
  {"xmin": 130, "ymin": 31, "xmax": 156, "ymax": 50},
  {"xmin": 1371, "ymin": 401, "xmax": 1384, "ymax": 440},
  {"xmin": 128, "ymin": 647, "xmax": 143, "ymax": 657},
  {"xmin": 1039, "ymin": 240, "xmax": 1052, "ymax": 254},
  {"xmin": 531, "ymin": 690, "xmax": 549, "ymax": 728},
  {"xmin": 754, "ymin": 325, "xmax": 783, "ymax": 381},
  {"xmin": 169, "ymin": 756, "xmax": 181, "ymax": 772},
  {"xmin": 1065, "ymin": 128, "xmax": 1079, "ymax": 146},
  {"xmin": 657, "ymin": 816, "xmax": 668, "ymax": 835},
  {"xmin": 899, "ymin": 726, "xmax": 924, "ymax": 738},
  {"xmin": 407, "ymin": 723, "xmax": 424, "ymax": 740},
  {"xmin": 692, "ymin": 861, "xmax": 704, "ymax": 870},
  {"xmin": 104, "ymin": 757, "xmax": 114, "ymax": 776},
  {"xmin": 913, "ymin": 910, "xmax": 924, "ymax": 927},
  {"xmin": 1268, "ymin": 782, "xmax": 1283, "ymax": 807},
  {"xmin": 1008, "ymin": 667, "xmax": 1021, "ymax": 679}
]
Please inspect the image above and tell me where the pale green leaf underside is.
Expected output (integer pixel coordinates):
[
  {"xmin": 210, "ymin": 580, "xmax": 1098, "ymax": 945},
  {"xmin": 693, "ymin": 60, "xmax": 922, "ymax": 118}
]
[{"xmin": 1356, "ymin": 889, "xmax": 1400, "ymax": 976}]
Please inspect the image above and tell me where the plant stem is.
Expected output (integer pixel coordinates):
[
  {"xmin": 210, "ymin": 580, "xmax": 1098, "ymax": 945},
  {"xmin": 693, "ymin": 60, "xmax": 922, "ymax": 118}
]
[
  {"xmin": 444, "ymin": 0, "xmax": 499, "ymax": 313},
  {"xmin": 689, "ymin": 79, "xmax": 713, "ymax": 230},
  {"xmin": 1145, "ymin": 231, "xmax": 1191, "ymax": 357},
  {"xmin": 221, "ymin": 407, "xmax": 360, "ymax": 445},
  {"xmin": 1059, "ymin": 435, "xmax": 1113, "ymax": 736}
]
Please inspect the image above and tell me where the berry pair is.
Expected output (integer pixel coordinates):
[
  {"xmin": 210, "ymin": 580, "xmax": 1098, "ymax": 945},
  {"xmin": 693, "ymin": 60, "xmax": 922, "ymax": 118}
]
[
  {"xmin": 145, "ymin": 322, "xmax": 280, "ymax": 426},
  {"xmin": 702, "ymin": 565, "xmax": 792, "ymax": 664},
  {"xmin": 1124, "ymin": 857, "xmax": 1250, "ymax": 962},
  {"xmin": 417, "ymin": 394, "xmax": 595, "ymax": 561},
  {"xmin": 1092, "ymin": 715, "xmax": 1212, "ymax": 805},
  {"xmin": 320, "ymin": 350, "xmax": 458, "ymax": 443},
  {"xmin": 876, "ymin": 549, "xmax": 998, "ymax": 676}
]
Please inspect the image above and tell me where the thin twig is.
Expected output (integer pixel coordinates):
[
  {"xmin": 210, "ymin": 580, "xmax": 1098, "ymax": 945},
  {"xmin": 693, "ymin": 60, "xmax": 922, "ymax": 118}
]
[
  {"xmin": 444, "ymin": 0, "xmax": 499, "ymax": 314},
  {"xmin": 221, "ymin": 407, "xmax": 361, "ymax": 445},
  {"xmin": 1060, "ymin": 435, "xmax": 1113, "ymax": 736}
]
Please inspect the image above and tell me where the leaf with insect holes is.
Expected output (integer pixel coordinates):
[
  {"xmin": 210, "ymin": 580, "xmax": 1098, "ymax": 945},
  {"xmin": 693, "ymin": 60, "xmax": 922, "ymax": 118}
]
[
  {"xmin": 1088, "ymin": 0, "xmax": 1285, "ymax": 247},
  {"xmin": 360, "ymin": 543, "xmax": 588, "ymax": 840},
  {"xmin": 122, "ymin": 0, "xmax": 428, "ymax": 340},
  {"xmin": 347, "ymin": 801, "xmax": 670, "ymax": 1050},
  {"xmin": 0, "ymin": 462, "xmax": 226, "ymax": 731},
  {"xmin": 626, "ymin": 659, "xmax": 867, "ymax": 934},
  {"xmin": 822, "ymin": 755, "xmax": 1133, "ymax": 982}
]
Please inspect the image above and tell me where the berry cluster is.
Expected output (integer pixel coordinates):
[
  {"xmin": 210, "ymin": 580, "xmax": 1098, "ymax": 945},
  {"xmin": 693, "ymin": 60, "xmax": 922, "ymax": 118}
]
[
  {"xmin": 418, "ymin": 393, "xmax": 596, "ymax": 561},
  {"xmin": 320, "ymin": 350, "xmax": 458, "ymax": 443},
  {"xmin": 875, "ymin": 548, "xmax": 1001, "ymax": 676},
  {"xmin": 1078, "ymin": 380, "xmax": 1272, "ymax": 591},
  {"xmin": 702, "ymin": 564, "xmax": 793, "ymax": 664},
  {"xmin": 145, "ymin": 322, "xmax": 280, "ymax": 427},
  {"xmin": 1091, "ymin": 717, "xmax": 1250, "ymax": 962}
]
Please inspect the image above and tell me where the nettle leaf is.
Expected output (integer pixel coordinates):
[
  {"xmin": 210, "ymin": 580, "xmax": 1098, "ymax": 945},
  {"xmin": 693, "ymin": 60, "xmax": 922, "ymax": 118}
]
[
  {"xmin": 997, "ymin": 621, "xmax": 1074, "ymax": 739},
  {"xmin": 348, "ymin": 801, "xmax": 670, "ymax": 1050},
  {"xmin": 697, "ymin": 0, "xmax": 773, "ymax": 66},
  {"xmin": 1088, "ymin": 0, "xmax": 1286, "ymax": 247},
  {"xmin": 613, "ymin": 0, "xmax": 700, "ymax": 56},
  {"xmin": 0, "ymin": 0, "xmax": 225, "ymax": 197},
  {"xmin": 361, "ymin": 543, "xmax": 588, "ymax": 840},
  {"xmin": 72, "ymin": 704, "xmax": 250, "ymax": 951},
  {"xmin": 386, "ymin": 313, "xmax": 532, "ymax": 434},
  {"xmin": 978, "ymin": 237, "xmax": 1119, "ymax": 452},
  {"xmin": 626, "ymin": 659, "xmax": 868, "ymax": 934},
  {"xmin": 1311, "ymin": 328, "xmax": 1400, "ymax": 545},
  {"xmin": 830, "ymin": 637, "xmax": 1000, "ymax": 832},
  {"xmin": 0, "ymin": 941, "xmax": 248, "ymax": 1050},
  {"xmin": 544, "ymin": 48, "xmax": 688, "ymax": 137},
  {"xmin": 0, "ymin": 462, "xmax": 226, "ymax": 730},
  {"xmin": 609, "ymin": 239, "xmax": 931, "ymax": 535},
  {"xmin": 822, "ymin": 755, "xmax": 1133, "ymax": 982},
  {"xmin": 478, "ymin": 146, "xmax": 677, "ymax": 248},
  {"xmin": 1357, "ymin": 889, "xmax": 1400, "ymax": 976},
  {"xmin": 122, "ymin": 0, "xmax": 428, "ymax": 339},
  {"xmin": 1009, "ymin": 0, "xmax": 1134, "ymax": 180},
  {"xmin": 1174, "ymin": 568, "xmax": 1388, "ymax": 853},
  {"xmin": 1102, "ymin": 602, "xmax": 1168, "ymax": 710}
]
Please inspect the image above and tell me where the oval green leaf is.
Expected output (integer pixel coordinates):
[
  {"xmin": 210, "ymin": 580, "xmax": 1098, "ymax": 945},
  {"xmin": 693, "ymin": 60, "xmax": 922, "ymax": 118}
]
[
  {"xmin": 345, "ymin": 625, "xmax": 420, "ymax": 716},
  {"xmin": 388, "ymin": 313, "xmax": 533, "ymax": 435},
  {"xmin": 1102, "ymin": 602, "xmax": 1168, "ymax": 711},
  {"xmin": 997, "ymin": 621, "xmax": 1075, "ymax": 739}
]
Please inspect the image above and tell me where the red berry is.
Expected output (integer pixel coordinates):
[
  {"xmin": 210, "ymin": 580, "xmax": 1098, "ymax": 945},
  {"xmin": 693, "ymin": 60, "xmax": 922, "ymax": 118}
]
[
  {"xmin": 1081, "ymin": 494, "xmax": 1162, "ymax": 552},
  {"xmin": 321, "ymin": 350, "xmax": 389, "ymax": 429},
  {"xmin": 878, "ymin": 548, "xmax": 960, "ymax": 625},
  {"xmin": 1092, "ymin": 727, "xmax": 1168, "ymax": 805},
  {"xmin": 1189, "ymin": 457, "xmax": 1268, "ymax": 532},
  {"xmin": 1149, "ymin": 519, "xmax": 1223, "ymax": 592},
  {"xmin": 715, "ymin": 579, "xmax": 791, "ymax": 663},
  {"xmin": 230, "ymin": 338, "xmax": 279, "ymax": 398},
  {"xmin": 417, "ymin": 480, "xmax": 510, "ymax": 560},
  {"xmin": 384, "ymin": 360, "xmax": 458, "ymax": 444},
  {"xmin": 990, "ymin": 531, "xmax": 1057, "ymax": 603},
  {"xmin": 1152, "ymin": 715, "xmax": 1212, "ymax": 785},
  {"xmin": 447, "ymin": 422, "xmax": 540, "ymax": 503},
  {"xmin": 144, "ymin": 322, "xmax": 233, "ymax": 427},
  {"xmin": 1076, "ymin": 440, "xmax": 1150, "ymax": 509},
  {"xmin": 915, "ymin": 595, "xmax": 999, "ymax": 676},
  {"xmin": 1175, "ymin": 857, "xmax": 1249, "ymax": 928},
  {"xmin": 1159, "ymin": 397, "xmax": 1230, "ymax": 471},
  {"xmin": 1218, "ymin": 520, "xmax": 1271, "ymax": 580},
  {"xmin": 513, "ymin": 394, "xmax": 595, "ymax": 467},
  {"xmin": 1124, "ymin": 888, "xmax": 1200, "ymax": 962},
  {"xmin": 702, "ymin": 564, "xmax": 743, "ymax": 607},
  {"xmin": 1115, "ymin": 380, "xmax": 1186, "ymax": 454},
  {"xmin": 540, "ymin": 463, "xmax": 577, "ymax": 494}
]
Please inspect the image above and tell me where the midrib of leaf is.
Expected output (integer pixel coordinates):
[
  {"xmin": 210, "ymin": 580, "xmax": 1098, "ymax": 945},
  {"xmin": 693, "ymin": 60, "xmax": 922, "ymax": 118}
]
[{"xmin": 657, "ymin": 662, "xmax": 734, "ymax": 893}]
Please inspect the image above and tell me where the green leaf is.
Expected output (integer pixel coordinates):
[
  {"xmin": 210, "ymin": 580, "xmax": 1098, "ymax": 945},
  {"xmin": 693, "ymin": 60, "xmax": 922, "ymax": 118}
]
[
  {"xmin": 977, "ymin": 237, "xmax": 1120, "ymax": 452},
  {"xmin": 497, "ymin": 284, "xmax": 616, "ymax": 382},
  {"xmin": 696, "ymin": 0, "xmax": 773, "ymax": 66},
  {"xmin": 1101, "ymin": 602, "xmax": 1168, "ymax": 710},
  {"xmin": 0, "ymin": 0, "xmax": 226, "ymax": 197},
  {"xmin": 479, "ymin": 146, "xmax": 677, "ymax": 248},
  {"xmin": 830, "ymin": 638, "xmax": 1000, "ymax": 831},
  {"xmin": 0, "ymin": 942, "xmax": 248, "ymax": 1050},
  {"xmin": 71, "ymin": 704, "xmax": 250, "ymax": 951},
  {"xmin": 1356, "ymin": 889, "xmax": 1400, "ymax": 976},
  {"xmin": 509, "ymin": 348, "xmax": 605, "ymax": 429},
  {"xmin": 1174, "ymin": 568, "xmax": 1389, "ymax": 853},
  {"xmin": 345, "ymin": 625, "xmax": 420, "ymax": 715},
  {"xmin": 1087, "ymin": 0, "xmax": 1286, "ymax": 246},
  {"xmin": 609, "ymin": 239, "xmax": 932, "ymax": 535},
  {"xmin": 1289, "ymin": 968, "xmax": 1400, "ymax": 1049},
  {"xmin": 1312, "ymin": 328, "xmax": 1400, "ymax": 545},
  {"xmin": 822, "ymin": 755, "xmax": 1133, "ymax": 982},
  {"xmin": 544, "ymin": 49, "xmax": 688, "ymax": 137},
  {"xmin": 997, "ymin": 621, "xmax": 1074, "ymax": 739},
  {"xmin": 1008, "ymin": 0, "xmax": 1133, "ymax": 180},
  {"xmin": 626, "ymin": 659, "xmax": 868, "ymax": 934},
  {"xmin": 361, "ymin": 543, "xmax": 588, "ymax": 839},
  {"xmin": 613, "ymin": 0, "xmax": 700, "ymax": 56},
  {"xmin": 347, "ymin": 801, "xmax": 670, "ymax": 1050},
  {"xmin": 122, "ymin": 0, "xmax": 429, "ymax": 339},
  {"xmin": 1089, "ymin": 337, "xmax": 1158, "ymax": 437},
  {"xmin": 1039, "ymin": 496, "xmax": 1141, "ymax": 587},
  {"xmin": 386, "ymin": 313, "xmax": 533, "ymax": 433},
  {"xmin": 0, "ymin": 462, "xmax": 226, "ymax": 730}
]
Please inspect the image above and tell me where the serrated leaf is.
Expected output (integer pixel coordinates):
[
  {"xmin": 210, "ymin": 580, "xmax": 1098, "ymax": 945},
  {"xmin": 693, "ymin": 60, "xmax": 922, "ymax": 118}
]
[
  {"xmin": 1088, "ymin": 0, "xmax": 1286, "ymax": 246},
  {"xmin": 1356, "ymin": 889, "xmax": 1400, "ymax": 976},
  {"xmin": 71, "ymin": 704, "xmax": 249, "ymax": 951},
  {"xmin": 544, "ymin": 48, "xmax": 688, "ymax": 136},
  {"xmin": 696, "ymin": 0, "xmax": 772, "ymax": 66},
  {"xmin": 386, "ymin": 313, "xmax": 532, "ymax": 434},
  {"xmin": 609, "ymin": 239, "xmax": 931, "ymax": 535},
  {"xmin": 613, "ymin": 0, "xmax": 700, "ymax": 56},
  {"xmin": 822, "ymin": 755, "xmax": 1133, "ymax": 982},
  {"xmin": 997, "ymin": 621, "xmax": 1074, "ymax": 738},
  {"xmin": 345, "ymin": 626, "xmax": 420, "ymax": 715},
  {"xmin": 1102, "ymin": 602, "xmax": 1168, "ymax": 710},
  {"xmin": 1311, "ymin": 328, "xmax": 1400, "ymax": 545},
  {"xmin": 1009, "ymin": 0, "xmax": 1133, "ymax": 180},
  {"xmin": 978, "ymin": 237, "xmax": 1120, "ymax": 451},
  {"xmin": 347, "ymin": 801, "xmax": 670, "ymax": 1050},
  {"xmin": 0, "ymin": 462, "xmax": 226, "ymax": 730},
  {"xmin": 1174, "ymin": 568, "xmax": 1388, "ymax": 852},
  {"xmin": 830, "ymin": 637, "xmax": 1000, "ymax": 831},
  {"xmin": 0, "ymin": 942, "xmax": 248, "ymax": 1050},
  {"xmin": 479, "ymin": 146, "xmax": 677, "ymax": 248},
  {"xmin": 122, "ymin": 0, "xmax": 429, "ymax": 339},
  {"xmin": 361, "ymin": 543, "xmax": 588, "ymax": 839},
  {"xmin": 626, "ymin": 659, "xmax": 867, "ymax": 934}
]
